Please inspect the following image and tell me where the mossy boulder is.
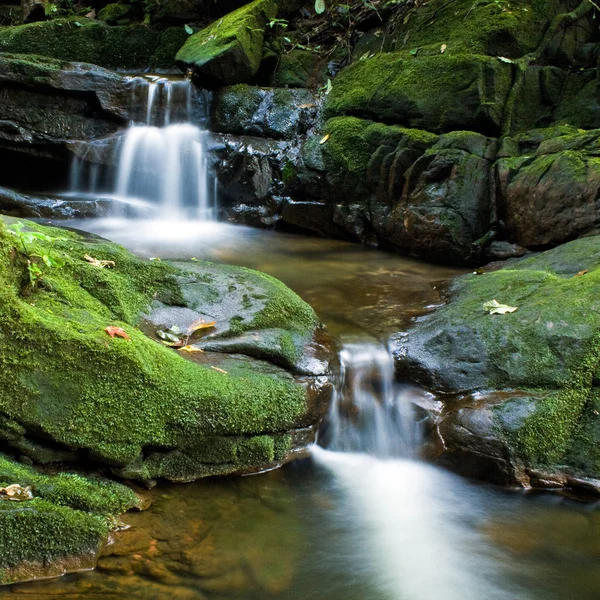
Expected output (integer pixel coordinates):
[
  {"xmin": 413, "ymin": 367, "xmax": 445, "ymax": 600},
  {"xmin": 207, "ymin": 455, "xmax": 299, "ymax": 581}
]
[
  {"xmin": 97, "ymin": 2, "xmax": 136, "ymax": 25},
  {"xmin": 497, "ymin": 127, "xmax": 600, "ymax": 247},
  {"xmin": 0, "ymin": 217, "xmax": 332, "ymax": 483},
  {"xmin": 0, "ymin": 453, "xmax": 141, "ymax": 584},
  {"xmin": 270, "ymin": 49, "xmax": 323, "ymax": 88},
  {"xmin": 325, "ymin": 53, "xmax": 513, "ymax": 136},
  {"xmin": 393, "ymin": 237, "xmax": 600, "ymax": 488},
  {"xmin": 0, "ymin": 18, "xmax": 186, "ymax": 69},
  {"xmin": 176, "ymin": 0, "xmax": 278, "ymax": 86}
]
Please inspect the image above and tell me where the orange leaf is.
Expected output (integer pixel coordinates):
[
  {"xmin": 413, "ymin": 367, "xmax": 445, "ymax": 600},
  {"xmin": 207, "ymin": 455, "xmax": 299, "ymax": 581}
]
[
  {"xmin": 179, "ymin": 345, "xmax": 204, "ymax": 353},
  {"xmin": 105, "ymin": 326, "xmax": 130, "ymax": 340},
  {"xmin": 575, "ymin": 269, "xmax": 588, "ymax": 277},
  {"xmin": 187, "ymin": 319, "xmax": 216, "ymax": 335}
]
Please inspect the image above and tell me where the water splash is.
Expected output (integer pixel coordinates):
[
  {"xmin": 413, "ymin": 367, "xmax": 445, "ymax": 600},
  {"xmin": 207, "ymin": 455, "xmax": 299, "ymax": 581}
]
[{"xmin": 68, "ymin": 75, "xmax": 217, "ymax": 219}]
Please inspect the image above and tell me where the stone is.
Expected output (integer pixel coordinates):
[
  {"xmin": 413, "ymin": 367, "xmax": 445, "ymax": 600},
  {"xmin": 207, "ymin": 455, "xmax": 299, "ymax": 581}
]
[
  {"xmin": 212, "ymin": 84, "xmax": 317, "ymax": 139},
  {"xmin": 325, "ymin": 53, "xmax": 513, "ymax": 136},
  {"xmin": 176, "ymin": 0, "xmax": 278, "ymax": 86},
  {"xmin": 0, "ymin": 217, "xmax": 333, "ymax": 483},
  {"xmin": 392, "ymin": 236, "xmax": 600, "ymax": 483},
  {"xmin": 0, "ymin": 17, "xmax": 186, "ymax": 70}
]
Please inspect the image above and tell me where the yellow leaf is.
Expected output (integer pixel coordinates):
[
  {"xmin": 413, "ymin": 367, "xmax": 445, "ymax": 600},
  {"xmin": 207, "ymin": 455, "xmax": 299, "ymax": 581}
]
[
  {"xmin": 210, "ymin": 366, "xmax": 228, "ymax": 374},
  {"xmin": 319, "ymin": 133, "xmax": 331, "ymax": 144},
  {"xmin": 483, "ymin": 299, "xmax": 518, "ymax": 315},
  {"xmin": 440, "ymin": 43, "xmax": 447, "ymax": 53},
  {"xmin": 179, "ymin": 345, "xmax": 204, "ymax": 353}
]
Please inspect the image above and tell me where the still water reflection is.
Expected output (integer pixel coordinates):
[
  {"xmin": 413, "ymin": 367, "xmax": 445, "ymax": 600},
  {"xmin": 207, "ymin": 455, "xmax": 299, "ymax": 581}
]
[{"xmin": 3, "ymin": 219, "xmax": 598, "ymax": 600}]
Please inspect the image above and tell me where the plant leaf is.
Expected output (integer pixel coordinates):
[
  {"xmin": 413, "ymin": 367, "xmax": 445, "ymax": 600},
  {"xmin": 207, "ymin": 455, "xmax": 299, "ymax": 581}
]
[
  {"xmin": 320, "ymin": 133, "xmax": 331, "ymax": 144},
  {"xmin": 105, "ymin": 326, "xmax": 131, "ymax": 340},
  {"xmin": 315, "ymin": 0, "xmax": 326, "ymax": 14},
  {"xmin": 210, "ymin": 366, "xmax": 228, "ymax": 374},
  {"xmin": 187, "ymin": 319, "xmax": 217, "ymax": 335},
  {"xmin": 179, "ymin": 345, "xmax": 204, "ymax": 353},
  {"xmin": 184, "ymin": 24, "xmax": 194, "ymax": 35},
  {"xmin": 84, "ymin": 254, "xmax": 115, "ymax": 268},
  {"xmin": 483, "ymin": 299, "xmax": 518, "ymax": 315},
  {"xmin": 0, "ymin": 484, "xmax": 33, "ymax": 502},
  {"xmin": 575, "ymin": 269, "xmax": 588, "ymax": 277}
]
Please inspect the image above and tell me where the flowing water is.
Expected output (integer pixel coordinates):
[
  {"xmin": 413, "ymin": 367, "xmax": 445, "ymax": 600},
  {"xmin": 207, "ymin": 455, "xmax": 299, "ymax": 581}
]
[
  {"xmin": 7, "ymin": 220, "xmax": 599, "ymax": 600},
  {"xmin": 7, "ymin": 76, "xmax": 600, "ymax": 600},
  {"xmin": 68, "ymin": 76, "xmax": 217, "ymax": 219}
]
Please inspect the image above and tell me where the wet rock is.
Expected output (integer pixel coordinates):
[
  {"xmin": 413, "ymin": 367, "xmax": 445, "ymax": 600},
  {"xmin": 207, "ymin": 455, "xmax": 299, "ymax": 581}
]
[
  {"xmin": 0, "ymin": 217, "xmax": 334, "ymax": 483},
  {"xmin": 0, "ymin": 187, "xmax": 113, "ymax": 219},
  {"xmin": 176, "ymin": 0, "xmax": 277, "ymax": 86},
  {"xmin": 393, "ymin": 237, "xmax": 600, "ymax": 488},
  {"xmin": 212, "ymin": 84, "xmax": 317, "ymax": 140}
]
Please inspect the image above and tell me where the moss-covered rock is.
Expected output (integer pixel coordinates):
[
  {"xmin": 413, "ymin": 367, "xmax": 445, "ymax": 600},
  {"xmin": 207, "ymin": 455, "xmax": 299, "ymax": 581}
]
[
  {"xmin": 97, "ymin": 2, "xmax": 136, "ymax": 25},
  {"xmin": 393, "ymin": 237, "xmax": 600, "ymax": 486},
  {"xmin": 0, "ymin": 217, "xmax": 331, "ymax": 483},
  {"xmin": 0, "ymin": 453, "xmax": 140, "ymax": 584},
  {"xmin": 176, "ymin": 0, "xmax": 278, "ymax": 86},
  {"xmin": 0, "ymin": 18, "xmax": 186, "ymax": 69},
  {"xmin": 325, "ymin": 53, "xmax": 513, "ymax": 136},
  {"xmin": 270, "ymin": 49, "xmax": 324, "ymax": 88},
  {"xmin": 496, "ymin": 127, "xmax": 600, "ymax": 247}
]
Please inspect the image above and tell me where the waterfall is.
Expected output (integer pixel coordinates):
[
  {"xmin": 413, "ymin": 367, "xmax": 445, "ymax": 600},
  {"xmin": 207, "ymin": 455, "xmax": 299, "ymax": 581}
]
[
  {"xmin": 323, "ymin": 342, "xmax": 421, "ymax": 457},
  {"xmin": 68, "ymin": 75, "xmax": 217, "ymax": 220},
  {"xmin": 312, "ymin": 341, "xmax": 520, "ymax": 600}
]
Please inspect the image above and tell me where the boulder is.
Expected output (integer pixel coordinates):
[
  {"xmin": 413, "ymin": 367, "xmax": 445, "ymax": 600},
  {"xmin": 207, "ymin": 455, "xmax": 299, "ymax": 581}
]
[
  {"xmin": 0, "ymin": 17, "xmax": 187, "ymax": 70},
  {"xmin": 212, "ymin": 84, "xmax": 317, "ymax": 139},
  {"xmin": 176, "ymin": 0, "xmax": 277, "ymax": 86},
  {"xmin": 392, "ymin": 237, "xmax": 600, "ymax": 487},
  {"xmin": 97, "ymin": 2, "xmax": 137, "ymax": 25},
  {"xmin": 0, "ymin": 454, "xmax": 141, "ymax": 585},
  {"xmin": 325, "ymin": 53, "xmax": 513, "ymax": 136},
  {"xmin": 497, "ymin": 127, "xmax": 600, "ymax": 247},
  {"xmin": 0, "ymin": 217, "xmax": 333, "ymax": 483}
]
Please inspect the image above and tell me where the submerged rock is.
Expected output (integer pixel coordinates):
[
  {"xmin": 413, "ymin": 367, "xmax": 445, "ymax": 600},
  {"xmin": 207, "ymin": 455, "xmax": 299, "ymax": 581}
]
[
  {"xmin": 0, "ymin": 453, "xmax": 141, "ymax": 585},
  {"xmin": 0, "ymin": 217, "xmax": 334, "ymax": 483},
  {"xmin": 392, "ymin": 237, "xmax": 600, "ymax": 491}
]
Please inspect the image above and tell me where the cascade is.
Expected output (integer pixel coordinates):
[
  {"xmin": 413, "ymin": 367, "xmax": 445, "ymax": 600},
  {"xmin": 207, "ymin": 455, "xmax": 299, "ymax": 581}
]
[
  {"xmin": 68, "ymin": 75, "xmax": 217, "ymax": 219},
  {"xmin": 323, "ymin": 342, "xmax": 421, "ymax": 457}
]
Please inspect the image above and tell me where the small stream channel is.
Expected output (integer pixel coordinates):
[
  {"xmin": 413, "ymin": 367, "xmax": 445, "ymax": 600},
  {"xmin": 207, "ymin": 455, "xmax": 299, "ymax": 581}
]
[{"xmin": 1, "ymin": 221, "xmax": 599, "ymax": 600}]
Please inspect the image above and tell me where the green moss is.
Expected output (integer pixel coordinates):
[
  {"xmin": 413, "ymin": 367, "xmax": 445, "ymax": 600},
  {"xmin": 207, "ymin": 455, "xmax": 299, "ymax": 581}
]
[
  {"xmin": 176, "ymin": 0, "xmax": 277, "ymax": 85},
  {"xmin": 0, "ymin": 453, "xmax": 139, "ymax": 577},
  {"xmin": 98, "ymin": 3, "xmax": 135, "ymax": 24},
  {"xmin": 0, "ymin": 218, "xmax": 317, "ymax": 482},
  {"xmin": 325, "ymin": 53, "xmax": 512, "ymax": 134},
  {"xmin": 395, "ymin": 0, "xmax": 568, "ymax": 58},
  {"xmin": 0, "ymin": 18, "xmax": 183, "ymax": 69}
]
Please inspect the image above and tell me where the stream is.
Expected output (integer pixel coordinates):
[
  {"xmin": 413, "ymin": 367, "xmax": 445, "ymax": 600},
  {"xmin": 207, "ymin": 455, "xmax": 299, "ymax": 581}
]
[{"xmin": 1, "ymin": 221, "xmax": 599, "ymax": 600}]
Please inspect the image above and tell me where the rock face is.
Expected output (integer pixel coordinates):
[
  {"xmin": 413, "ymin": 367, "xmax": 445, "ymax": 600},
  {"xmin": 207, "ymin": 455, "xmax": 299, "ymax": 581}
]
[
  {"xmin": 0, "ymin": 217, "xmax": 333, "ymax": 483},
  {"xmin": 0, "ymin": 454, "xmax": 141, "ymax": 585},
  {"xmin": 176, "ymin": 0, "xmax": 277, "ymax": 86},
  {"xmin": 392, "ymin": 237, "xmax": 600, "ymax": 490},
  {"xmin": 0, "ymin": 53, "xmax": 130, "ymax": 166}
]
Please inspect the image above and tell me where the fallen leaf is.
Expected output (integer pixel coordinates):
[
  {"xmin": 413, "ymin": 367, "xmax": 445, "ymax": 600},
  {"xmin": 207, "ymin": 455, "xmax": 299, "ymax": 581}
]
[
  {"xmin": 575, "ymin": 269, "xmax": 588, "ymax": 277},
  {"xmin": 179, "ymin": 345, "xmax": 204, "ymax": 353},
  {"xmin": 160, "ymin": 339, "xmax": 185, "ymax": 348},
  {"xmin": 157, "ymin": 330, "xmax": 182, "ymax": 344},
  {"xmin": 440, "ymin": 43, "xmax": 447, "ymax": 53},
  {"xmin": 0, "ymin": 484, "xmax": 33, "ymax": 502},
  {"xmin": 474, "ymin": 267, "xmax": 485, "ymax": 275},
  {"xmin": 299, "ymin": 103, "xmax": 316, "ymax": 109},
  {"xmin": 187, "ymin": 319, "xmax": 217, "ymax": 335},
  {"xmin": 483, "ymin": 299, "xmax": 518, "ymax": 315},
  {"xmin": 105, "ymin": 326, "xmax": 131, "ymax": 340},
  {"xmin": 210, "ymin": 366, "xmax": 228, "ymax": 374},
  {"xmin": 149, "ymin": 257, "xmax": 161, "ymax": 261},
  {"xmin": 84, "ymin": 254, "xmax": 115, "ymax": 269},
  {"xmin": 320, "ymin": 133, "xmax": 331, "ymax": 144},
  {"xmin": 498, "ymin": 56, "xmax": 514, "ymax": 63}
]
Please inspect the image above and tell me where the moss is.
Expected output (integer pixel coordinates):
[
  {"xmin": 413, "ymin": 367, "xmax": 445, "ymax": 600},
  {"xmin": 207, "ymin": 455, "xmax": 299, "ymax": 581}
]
[
  {"xmin": 0, "ymin": 18, "xmax": 182, "ymax": 70},
  {"xmin": 271, "ymin": 49, "xmax": 321, "ymax": 88},
  {"xmin": 325, "ymin": 52, "xmax": 512, "ymax": 134},
  {"xmin": 176, "ymin": 0, "xmax": 278, "ymax": 85},
  {"xmin": 0, "ymin": 218, "xmax": 318, "ymax": 481},
  {"xmin": 98, "ymin": 3, "xmax": 135, "ymax": 24},
  {"xmin": 395, "ymin": 0, "xmax": 568, "ymax": 59},
  {"xmin": 0, "ymin": 453, "xmax": 139, "ymax": 577}
]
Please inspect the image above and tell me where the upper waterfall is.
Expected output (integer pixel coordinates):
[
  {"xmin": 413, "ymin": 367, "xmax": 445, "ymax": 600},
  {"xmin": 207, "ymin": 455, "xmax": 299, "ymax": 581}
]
[{"xmin": 68, "ymin": 75, "xmax": 217, "ymax": 220}]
